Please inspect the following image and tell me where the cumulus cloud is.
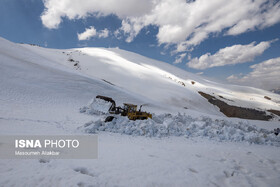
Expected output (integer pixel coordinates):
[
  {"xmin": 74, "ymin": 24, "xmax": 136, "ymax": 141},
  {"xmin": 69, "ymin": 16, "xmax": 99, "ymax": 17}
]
[
  {"xmin": 41, "ymin": 0, "xmax": 280, "ymax": 52},
  {"xmin": 77, "ymin": 27, "xmax": 110, "ymax": 40},
  {"xmin": 187, "ymin": 40, "xmax": 276, "ymax": 70},
  {"xmin": 98, "ymin": 29, "xmax": 109, "ymax": 38},
  {"xmin": 77, "ymin": 26, "xmax": 97, "ymax": 40},
  {"xmin": 227, "ymin": 57, "xmax": 280, "ymax": 90},
  {"xmin": 41, "ymin": 0, "xmax": 153, "ymax": 29}
]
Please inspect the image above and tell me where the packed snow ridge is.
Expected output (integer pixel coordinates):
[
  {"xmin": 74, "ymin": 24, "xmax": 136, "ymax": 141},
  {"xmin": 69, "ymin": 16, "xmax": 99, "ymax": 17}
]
[{"xmin": 80, "ymin": 104, "xmax": 280, "ymax": 147}]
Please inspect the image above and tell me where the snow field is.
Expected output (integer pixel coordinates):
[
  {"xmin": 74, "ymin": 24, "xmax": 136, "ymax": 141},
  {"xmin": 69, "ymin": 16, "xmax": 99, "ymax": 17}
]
[{"xmin": 1, "ymin": 37, "xmax": 280, "ymax": 186}]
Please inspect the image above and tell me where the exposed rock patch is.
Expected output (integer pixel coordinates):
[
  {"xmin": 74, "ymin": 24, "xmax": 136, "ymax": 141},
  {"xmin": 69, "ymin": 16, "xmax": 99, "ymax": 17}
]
[
  {"xmin": 268, "ymin": 109, "xmax": 280, "ymax": 116},
  {"xmin": 218, "ymin": 95, "xmax": 234, "ymax": 102},
  {"xmin": 165, "ymin": 75, "xmax": 186, "ymax": 87},
  {"xmin": 198, "ymin": 91, "xmax": 273, "ymax": 121},
  {"xmin": 102, "ymin": 79, "xmax": 115, "ymax": 86},
  {"xmin": 264, "ymin": 96, "xmax": 271, "ymax": 100}
]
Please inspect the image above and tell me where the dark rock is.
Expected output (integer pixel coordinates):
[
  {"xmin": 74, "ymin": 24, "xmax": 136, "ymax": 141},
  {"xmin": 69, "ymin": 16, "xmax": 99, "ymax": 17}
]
[
  {"xmin": 264, "ymin": 96, "xmax": 271, "ymax": 100},
  {"xmin": 198, "ymin": 91, "xmax": 273, "ymax": 121},
  {"xmin": 268, "ymin": 109, "xmax": 280, "ymax": 116}
]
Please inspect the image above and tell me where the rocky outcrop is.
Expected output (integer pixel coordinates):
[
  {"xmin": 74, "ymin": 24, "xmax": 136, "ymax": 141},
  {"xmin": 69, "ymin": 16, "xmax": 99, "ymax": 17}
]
[
  {"xmin": 198, "ymin": 91, "xmax": 273, "ymax": 121},
  {"xmin": 268, "ymin": 109, "xmax": 280, "ymax": 116},
  {"xmin": 264, "ymin": 96, "xmax": 271, "ymax": 100}
]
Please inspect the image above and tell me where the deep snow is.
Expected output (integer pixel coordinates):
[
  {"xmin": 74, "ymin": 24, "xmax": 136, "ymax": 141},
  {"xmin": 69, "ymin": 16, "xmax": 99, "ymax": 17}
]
[
  {"xmin": 0, "ymin": 37, "xmax": 280, "ymax": 186},
  {"xmin": 81, "ymin": 113, "xmax": 280, "ymax": 147}
]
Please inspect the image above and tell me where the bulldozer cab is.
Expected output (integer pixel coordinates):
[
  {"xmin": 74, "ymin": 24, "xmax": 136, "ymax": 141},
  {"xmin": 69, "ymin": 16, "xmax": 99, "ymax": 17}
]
[
  {"xmin": 123, "ymin": 103, "xmax": 137, "ymax": 113},
  {"xmin": 122, "ymin": 103, "xmax": 152, "ymax": 120}
]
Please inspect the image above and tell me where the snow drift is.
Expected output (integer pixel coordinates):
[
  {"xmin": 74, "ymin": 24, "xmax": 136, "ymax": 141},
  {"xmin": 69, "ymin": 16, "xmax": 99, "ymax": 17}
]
[{"xmin": 81, "ymin": 113, "xmax": 280, "ymax": 147}]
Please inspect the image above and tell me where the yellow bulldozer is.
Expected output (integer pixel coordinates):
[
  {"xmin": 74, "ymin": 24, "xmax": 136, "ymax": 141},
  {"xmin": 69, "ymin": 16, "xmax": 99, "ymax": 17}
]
[
  {"xmin": 94, "ymin": 95, "xmax": 152, "ymax": 121},
  {"xmin": 122, "ymin": 103, "xmax": 152, "ymax": 120}
]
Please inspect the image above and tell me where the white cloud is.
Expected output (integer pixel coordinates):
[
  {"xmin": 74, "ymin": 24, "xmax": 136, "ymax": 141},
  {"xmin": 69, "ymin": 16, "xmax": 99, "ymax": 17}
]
[
  {"xmin": 174, "ymin": 53, "xmax": 187, "ymax": 64},
  {"xmin": 41, "ymin": 0, "xmax": 280, "ymax": 52},
  {"xmin": 114, "ymin": 29, "xmax": 122, "ymax": 40},
  {"xmin": 77, "ymin": 26, "xmax": 97, "ymax": 40},
  {"xmin": 98, "ymin": 29, "xmax": 109, "ymax": 38},
  {"xmin": 226, "ymin": 1, "xmax": 280, "ymax": 36},
  {"xmin": 227, "ymin": 57, "xmax": 280, "ymax": 90},
  {"xmin": 187, "ymin": 40, "xmax": 276, "ymax": 70},
  {"xmin": 41, "ymin": 0, "xmax": 153, "ymax": 29},
  {"xmin": 77, "ymin": 27, "xmax": 110, "ymax": 40}
]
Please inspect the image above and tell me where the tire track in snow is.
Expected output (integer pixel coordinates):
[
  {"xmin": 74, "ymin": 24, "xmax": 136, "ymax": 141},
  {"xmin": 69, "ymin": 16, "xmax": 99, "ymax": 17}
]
[{"xmin": 0, "ymin": 116, "xmax": 64, "ymax": 129}]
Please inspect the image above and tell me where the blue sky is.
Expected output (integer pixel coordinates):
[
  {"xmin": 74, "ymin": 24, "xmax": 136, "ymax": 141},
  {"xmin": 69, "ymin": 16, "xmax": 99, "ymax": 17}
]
[{"xmin": 0, "ymin": 0, "xmax": 279, "ymax": 90}]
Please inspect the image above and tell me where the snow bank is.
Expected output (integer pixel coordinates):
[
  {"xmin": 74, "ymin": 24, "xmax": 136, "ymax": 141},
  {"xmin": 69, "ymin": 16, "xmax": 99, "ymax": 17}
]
[
  {"xmin": 80, "ymin": 98, "xmax": 112, "ymax": 115},
  {"xmin": 81, "ymin": 113, "xmax": 280, "ymax": 146}
]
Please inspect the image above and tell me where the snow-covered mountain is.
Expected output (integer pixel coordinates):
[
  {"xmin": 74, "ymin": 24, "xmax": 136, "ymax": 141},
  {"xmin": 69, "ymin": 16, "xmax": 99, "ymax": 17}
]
[
  {"xmin": 1, "ymin": 37, "xmax": 280, "ymax": 186},
  {"xmin": 1, "ymin": 36, "xmax": 279, "ymax": 121}
]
